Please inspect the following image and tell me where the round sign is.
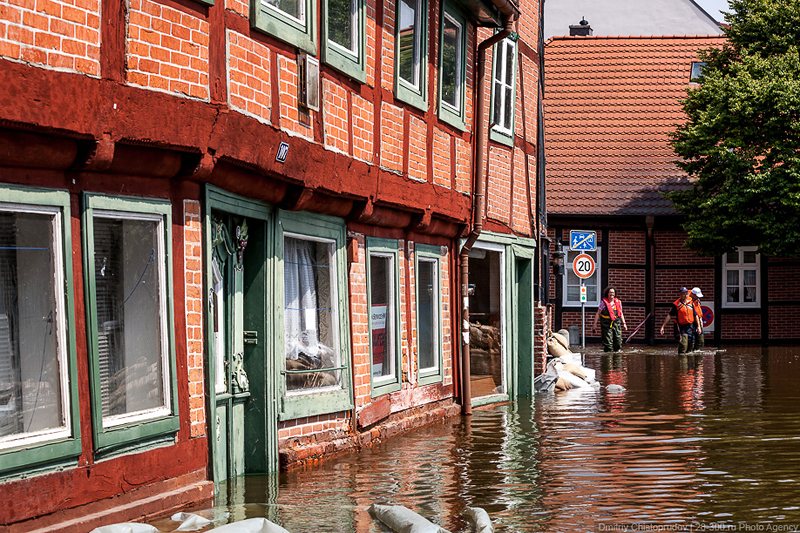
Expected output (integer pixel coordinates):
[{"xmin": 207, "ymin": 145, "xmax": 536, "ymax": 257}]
[
  {"xmin": 701, "ymin": 305, "xmax": 714, "ymax": 328},
  {"xmin": 572, "ymin": 253, "xmax": 596, "ymax": 279}
]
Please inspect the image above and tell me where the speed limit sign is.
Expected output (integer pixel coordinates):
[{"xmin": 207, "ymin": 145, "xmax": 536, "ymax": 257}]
[{"xmin": 572, "ymin": 253, "xmax": 596, "ymax": 279}]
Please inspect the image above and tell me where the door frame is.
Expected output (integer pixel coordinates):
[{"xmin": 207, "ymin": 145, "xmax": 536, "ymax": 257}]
[{"xmin": 204, "ymin": 186, "xmax": 278, "ymax": 485}]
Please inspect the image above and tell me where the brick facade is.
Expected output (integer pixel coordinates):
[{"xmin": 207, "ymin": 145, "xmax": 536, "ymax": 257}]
[{"xmin": 183, "ymin": 200, "xmax": 206, "ymax": 438}]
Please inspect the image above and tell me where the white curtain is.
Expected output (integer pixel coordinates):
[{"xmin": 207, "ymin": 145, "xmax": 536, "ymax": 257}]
[{"xmin": 284, "ymin": 238, "xmax": 321, "ymax": 362}]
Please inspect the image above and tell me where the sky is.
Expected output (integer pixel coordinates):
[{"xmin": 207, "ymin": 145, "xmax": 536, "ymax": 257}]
[{"xmin": 694, "ymin": 0, "xmax": 730, "ymax": 21}]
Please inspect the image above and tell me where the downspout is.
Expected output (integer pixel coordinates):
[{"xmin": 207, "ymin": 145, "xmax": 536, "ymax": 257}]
[
  {"xmin": 460, "ymin": 6, "xmax": 518, "ymax": 416},
  {"xmin": 535, "ymin": 0, "xmax": 546, "ymax": 303}
]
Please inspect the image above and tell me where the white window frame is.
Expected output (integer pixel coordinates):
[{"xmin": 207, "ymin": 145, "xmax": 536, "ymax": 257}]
[
  {"xmin": 368, "ymin": 251, "xmax": 397, "ymax": 386},
  {"xmin": 0, "ymin": 203, "xmax": 72, "ymax": 451},
  {"xmin": 471, "ymin": 241, "xmax": 507, "ymax": 395},
  {"xmin": 722, "ymin": 246, "xmax": 761, "ymax": 309},
  {"xmin": 283, "ymin": 232, "xmax": 342, "ymax": 396},
  {"xmin": 562, "ymin": 247, "xmax": 602, "ymax": 307},
  {"xmin": 490, "ymin": 37, "xmax": 516, "ymax": 138},
  {"xmin": 327, "ymin": 0, "xmax": 359, "ymax": 57},
  {"xmin": 264, "ymin": 0, "xmax": 306, "ymax": 26},
  {"xmin": 397, "ymin": 0, "xmax": 424, "ymax": 91},
  {"xmin": 440, "ymin": 11, "xmax": 463, "ymax": 113},
  {"xmin": 417, "ymin": 256, "xmax": 439, "ymax": 374},
  {"xmin": 93, "ymin": 210, "xmax": 172, "ymax": 429}
]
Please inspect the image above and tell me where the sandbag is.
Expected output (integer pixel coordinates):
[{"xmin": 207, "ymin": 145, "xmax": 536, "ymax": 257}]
[
  {"xmin": 555, "ymin": 376, "xmax": 572, "ymax": 391},
  {"xmin": 368, "ymin": 504, "xmax": 451, "ymax": 533},
  {"xmin": 547, "ymin": 337, "xmax": 570, "ymax": 358},
  {"xmin": 207, "ymin": 518, "xmax": 290, "ymax": 533},
  {"xmin": 91, "ymin": 525, "xmax": 158, "ymax": 533},
  {"xmin": 464, "ymin": 507, "xmax": 493, "ymax": 533},
  {"xmin": 558, "ymin": 329, "xmax": 571, "ymax": 341},
  {"xmin": 558, "ymin": 369, "xmax": 589, "ymax": 388},
  {"xmin": 563, "ymin": 362, "xmax": 588, "ymax": 380},
  {"xmin": 551, "ymin": 331, "xmax": 570, "ymax": 350},
  {"xmin": 172, "ymin": 512, "xmax": 214, "ymax": 531}
]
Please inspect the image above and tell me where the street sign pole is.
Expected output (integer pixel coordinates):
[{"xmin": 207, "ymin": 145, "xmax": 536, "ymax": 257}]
[{"xmin": 581, "ymin": 280, "xmax": 586, "ymax": 352}]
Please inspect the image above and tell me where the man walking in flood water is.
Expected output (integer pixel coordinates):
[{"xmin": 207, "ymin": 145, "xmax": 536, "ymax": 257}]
[
  {"xmin": 691, "ymin": 287, "xmax": 705, "ymax": 351},
  {"xmin": 659, "ymin": 287, "xmax": 702, "ymax": 353}
]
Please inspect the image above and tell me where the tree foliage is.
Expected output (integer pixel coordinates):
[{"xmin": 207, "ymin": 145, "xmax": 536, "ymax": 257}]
[{"xmin": 670, "ymin": 0, "xmax": 800, "ymax": 257}]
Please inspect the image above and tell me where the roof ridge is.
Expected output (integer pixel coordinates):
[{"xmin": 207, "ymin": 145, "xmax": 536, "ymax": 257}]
[{"xmin": 546, "ymin": 34, "xmax": 726, "ymax": 43}]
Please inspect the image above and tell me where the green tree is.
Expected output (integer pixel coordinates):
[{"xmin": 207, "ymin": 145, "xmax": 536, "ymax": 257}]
[{"xmin": 670, "ymin": 0, "xmax": 800, "ymax": 257}]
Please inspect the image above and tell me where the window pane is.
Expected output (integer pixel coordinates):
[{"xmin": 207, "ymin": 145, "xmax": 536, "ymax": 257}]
[
  {"xmin": 441, "ymin": 15, "xmax": 460, "ymax": 108},
  {"xmin": 743, "ymin": 269, "xmax": 757, "ymax": 286},
  {"xmin": 328, "ymin": 0, "xmax": 355, "ymax": 52},
  {"xmin": 727, "ymin": 287, "xmax": 739, "ymax": 303},
  {"xmin": 567, "ymin": 285, "xmax": 579, "ymax": 301},
  {"xmin": 504, "ymin": 41, "xmax": 514, "ymax": 85},
  {"xmin": 417, "ymin": 259, "xmax": 438, "ymax": 371},
  {"xmin": 370, "ymin": 255, "xmax": 394, "ymax": 379},
  {"xmin": 398, "ymin": 0, "xmax": 419, "ymax": 86},
  {"xmin": 727, "ymin": 270, "xmax": 739, "ymax": 287},
  {"xmin": 503, "ymin": 87, "xmax": 513, "ymax": 129},
  {"xmin": 284, "ymin": 237, "xmax": 340, "ymax": 391},
  {"xmin": 93, "ymin": 217, "xmax": 166, "ymax": 421},
  {"xmin": 266, "ymin": 0, "xmax": 305, "ymax": 22},
  {"xmin": 492, "ymin": 80, "xmax": 503, "ymax": 126},
  {"xmin": 744, "ymin": 287, "xmax": 757, "ymax": 302},
  {"xmin": 743, "ymin": 250, "xmax": 757, "ymax": 264},
  {"xmin": 0, "ymin": 211, "xmax": 66, "ymax": 442},
  {"xmin": 725, "ymin": 252, "xmax": 739, "ymax": 265}
]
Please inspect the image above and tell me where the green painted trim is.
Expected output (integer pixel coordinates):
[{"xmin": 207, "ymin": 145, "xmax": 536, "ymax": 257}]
[
  {"xmin": 251, "ymin": 0, "xmax": 317, "ymax": 54},
  {"xmin": 488, "ymin": 36, "xmax": 517, "ymax": 147},
  {"xmin": 366, "ymin": 238, "xmax": 403, "ymax": 397},
  {"xmin": 276, "ymin": 210, "xmax": 353, "ymax": 420},
  {"xmin": 207, "ymin": 186, "xmax": 272, "ymax": 221},
  {"xmin": 82, "ymin": 193, "xmax": 179, "ymax": 454},
  {"xmin": 322, "ymin": 0, "xmax": 367, "ymax": 83},
  {"xmin": 394, "ymin": 0, "xmax": 429, "ymax": 111},
  {"xmin": 437, "ymin": 1, "xmax": 468, "ymax": 131},
  {"xmin": 0, "ymin": 185, "xmax": 81, "ymax": 477},
  {"xmin": 512, "ymin": 256, "xmax": 534, "ymax": 397},
  {"xmin": 462, "ymin": 231, "xmax": 536, "ymax": 249},
  {"xmin": 415, "ymin": 243, "xmax": 445, "ymax": 385},
  {"xmin": 470, "ymin": 393, "xmax": 509, "ymax": 408},
  {"xmin": 512, "ymin": 243, "xmax": 536, "ymax": 259}
]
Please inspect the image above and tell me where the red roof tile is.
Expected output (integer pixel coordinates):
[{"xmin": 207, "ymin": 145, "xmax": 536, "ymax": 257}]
[{"xmin": 544, "ymin": 35, "xmax": 725, "ymax": 216}]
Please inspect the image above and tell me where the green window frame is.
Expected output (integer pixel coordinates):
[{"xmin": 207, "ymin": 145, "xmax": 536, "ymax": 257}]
[
  {"xmin": 323, "ymin": 0, "xmax": 366, "ymax": 82},
  {"xmin": 438, "ymin": 1, "xmax": 467, "ymax": 130},
  {"xmin": 276, "ymin": 210, "xmax": 353, "ymax": 420},
  {"xmin": 415, "ymin": 244, "xmax": 444, "ymax": 385},
  {"xmin": 489, "ymin": 35, "xmax": 517, "ymax": 146},
  {"xmin": 366, "ymin": 238, "xmax": 402, "ymax": 397},
  {"xmin": 394, "ymin": 0, "xmax": 429, "ymax": 111},
  {"xmin": 82, "ymin": 194, "xmax": 178, "ymax": 454},
  {"xmin": 0, "ymin": 185, "xmax": 80, "ymax": 477},
  {"xmin": 252, "ymin": 0, "xmax": 317, "ymax": 54}
]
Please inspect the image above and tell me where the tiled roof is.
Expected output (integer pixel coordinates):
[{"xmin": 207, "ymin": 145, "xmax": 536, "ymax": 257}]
[{"xmin": 544, "ymin": 35, "xmax": 725, "ymax": 216}]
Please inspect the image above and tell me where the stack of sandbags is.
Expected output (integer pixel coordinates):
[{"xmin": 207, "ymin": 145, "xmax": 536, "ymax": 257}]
[{"xmin": 540, "ymin": 330, "xmax": 598, "ymax": 392}]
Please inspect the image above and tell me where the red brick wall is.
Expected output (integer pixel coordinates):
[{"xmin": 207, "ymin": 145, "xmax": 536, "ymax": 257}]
[
  {"xmin": 126, "ymin": 0, "xmax": 209, "ymax": 99},
  {"xmin": 183, "ymin": 200, "xmax": 205, "ymax": 438},
  {"xmin": 380, "ymin": 102, "xmax": 404, "ymax": 172},
  {"xmin": 768, "ymin": 306, "xmax": 800, "ymax": 339},
  {"xmin": 609, "ymin": 230, "xmax": 646, "ymax": 264},
  {"xmin": 655, "ymin": 268, "xmax": 714, "ymax": 304},
  {"xmin": 655, "ymin": 230, "xmax": 714, "ymax": 265},
  {"xmin": 721, "ymin": 313, "xmax": 761, "ymax": 340},
  {"xmin": 226, "ymin": 30, "xmax": 271, "ymax": 124},
  {"xmin": 0, "ymin": 0, "xmax": 100, "ymax": 75},
  {"xmin": 768, "ymin": 264, "xmax": 800, "ymax": 301},
  {"xmin": 608, "ymin": 268, "xmax": 645, "ymax": 302}
]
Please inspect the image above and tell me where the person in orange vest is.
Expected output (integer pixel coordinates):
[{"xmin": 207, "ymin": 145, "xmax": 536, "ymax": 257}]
[
  {"xmin": 659, "ymin": 287, "xmax": 703, "ymax": 353},
  {"xmin": 690, "ymin": 287, "xmax": 705, "ymax": 351},
  {"xmin": 592, "ymin": 286, "xmax": 628, "ymax": 352}
]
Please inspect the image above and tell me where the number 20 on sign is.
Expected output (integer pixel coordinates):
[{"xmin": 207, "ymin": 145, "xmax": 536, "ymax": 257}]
[{"xmin": 572, "ymin": 253, "xmax": 596, "ymax": 280}]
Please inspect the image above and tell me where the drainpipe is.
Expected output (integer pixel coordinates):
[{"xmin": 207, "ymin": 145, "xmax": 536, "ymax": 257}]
[
  {"xmin": 460, "ymin": 8, "xmax": 518, "ymax": 416},
  {"xmin": 535, "ymin": 0, "xmax": 546, "ymax": 302}
]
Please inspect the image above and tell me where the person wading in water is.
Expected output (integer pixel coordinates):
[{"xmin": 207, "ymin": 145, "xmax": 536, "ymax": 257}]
[
  {"xmin": 659, "ymin": 287, "xmax": 702, "ymax": 354},
  {"xmin": 592, "ymin": 287, "xmax": 627, "ymax": 352},
  {"xmin": 690, "ymin": 287, "xmax": 705, "ymax": 351}
]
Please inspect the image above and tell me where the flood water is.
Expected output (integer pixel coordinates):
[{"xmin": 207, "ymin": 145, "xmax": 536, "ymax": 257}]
[{"xmin": 154, "ymin": 346, "xmax": 800, "ymax": 532}]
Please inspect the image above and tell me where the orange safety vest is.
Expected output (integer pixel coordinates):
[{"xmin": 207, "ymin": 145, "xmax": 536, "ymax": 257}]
[
  {"xmin": 601, "ymin": 297, "xmax": 623, "ymax": 321},
  {"xmin": 673, "ymin": 298, "xmax": 696, "ymax": 326},
  {"xmin": 693, "ymin": 300, "xmax": 703, "ymax": 325}
]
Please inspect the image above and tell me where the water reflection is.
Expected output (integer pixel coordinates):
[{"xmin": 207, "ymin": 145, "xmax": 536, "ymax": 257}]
[{"xmin": 152, "ymin": 347, "xmax": 800, "ymax": 531}]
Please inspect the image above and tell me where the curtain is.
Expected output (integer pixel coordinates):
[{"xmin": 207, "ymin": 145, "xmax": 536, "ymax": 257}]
[{"xmin": 284, "ymin": 238, "xmax": 321, "ymax": 363}]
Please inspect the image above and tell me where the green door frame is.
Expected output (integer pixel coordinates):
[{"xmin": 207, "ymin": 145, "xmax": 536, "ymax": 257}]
[
  {"xmin": 466, "ymin": 232, "xmax": 536, "ymax": 407},
  {"xmin": 204, "ymin": 186, "xmax": 278, "ymax": 485}
]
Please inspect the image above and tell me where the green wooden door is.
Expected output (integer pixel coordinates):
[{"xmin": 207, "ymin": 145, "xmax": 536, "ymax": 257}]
[{"xmin": 210, "ymin": 216, "xmax": 251, "ymax": 482}]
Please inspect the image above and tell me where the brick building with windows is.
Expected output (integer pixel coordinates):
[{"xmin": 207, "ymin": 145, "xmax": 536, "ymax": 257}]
[
  {"xmin": 544, "ymin": 34, "xmax": 800, "ymax": 345},
  {"xmin": 0, "ymin": 0, "xmax": 544, "ymax": 526}
]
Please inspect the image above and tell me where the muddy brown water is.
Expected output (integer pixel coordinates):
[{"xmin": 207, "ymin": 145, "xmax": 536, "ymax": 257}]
[{"xmin": 152, "ymin": 346, "xmax": 800, "ymax": 532}]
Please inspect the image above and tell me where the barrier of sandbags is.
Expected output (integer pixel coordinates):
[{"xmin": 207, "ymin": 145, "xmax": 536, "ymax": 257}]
[
  {"xmin": 206, "ymin": 518, "xmax": 290, "ymax": 533},
  {"xmin": 546, "ymin": 337, "xmax": 571, "ymax": 358},
  {"xmin": 552, "ymin": 331, "xmax": 570, "ymax": 350}
]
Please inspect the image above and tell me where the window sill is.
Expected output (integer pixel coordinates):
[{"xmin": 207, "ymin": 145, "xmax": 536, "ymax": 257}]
[
  {"xmin": 418, "ymin": 371, "xmax": 443, "ymax": 386},
  {"xmin": 324, "ymin": 43, "xmax": 366, "ymax": 84},
  {"xmin": 395, "ymin": 82, "xmax": 429, "ymax": 113},
  {"xmin": 438, "ymin": 104, "xmax": 466, "ymax": 132},
  {"xmin": 0, "ymin": 437, "xmax": 81, "ymax": 478},
  {"xmin": 280, "ymin": 387, "xmax": 353, "ymax": 420},
  {"xmin": 489, "ymin": 126, "xmax": 514, "ymax": 147},
  {"xmin": 94, "ymin": 414, "xmax": 180, "ymax": 455},
  {"xmin": 371, "ymin": 380, "xmax": 402, "ymax": 398}
]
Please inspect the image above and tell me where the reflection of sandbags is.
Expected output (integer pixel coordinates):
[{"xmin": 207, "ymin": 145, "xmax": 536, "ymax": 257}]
[
  {"xmin": 368, "ymin": 504, "xmax": 451, "ymax": 533},
  {"xmin": 555, "ymin": 376, "xmax": 572, "ymax": 391},
  {"xmin": 464, "ymin": 507, "xmax": 493, "ymax": 533},
  {"xmin": 91, "ymin": 525, "xmax": 158, "ymax": 533},
  {"xmin": 552, "ymin": 331, "xmax": 570, "ymax": 350},
  {"xmin": 547, "ymin": 337, "xmax": 570, "ymax": 358},
  {"xmin": 207, "ymin": 518, "xmax": 290, "ymax": 533}
]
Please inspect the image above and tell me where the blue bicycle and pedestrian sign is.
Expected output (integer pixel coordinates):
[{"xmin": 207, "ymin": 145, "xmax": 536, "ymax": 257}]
[{"xmin": 569, "ymin": 230, "xmax": 596, "ymax": 252}]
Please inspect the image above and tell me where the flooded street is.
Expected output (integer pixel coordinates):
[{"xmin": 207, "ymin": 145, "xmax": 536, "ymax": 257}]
[{"xmin": 157, "ymin": 346, "xmax": 800, "ymax": 532}]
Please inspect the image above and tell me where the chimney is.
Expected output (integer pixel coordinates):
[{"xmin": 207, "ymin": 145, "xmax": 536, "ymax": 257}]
[{"xmin": 569, "ymin": 17, "xmax": 593, "ymax": 36}]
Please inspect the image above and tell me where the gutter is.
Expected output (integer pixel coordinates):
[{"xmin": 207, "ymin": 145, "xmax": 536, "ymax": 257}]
[
  {"xmin": 535, "ymin": 0, "xmax": 546, "ymax": 302},
  {"xmin": 459, "ymin": 6, "xmax": 518, "ymax": 416}
]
